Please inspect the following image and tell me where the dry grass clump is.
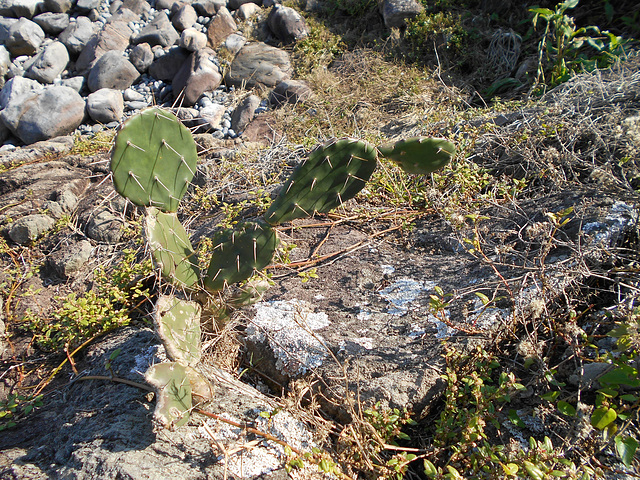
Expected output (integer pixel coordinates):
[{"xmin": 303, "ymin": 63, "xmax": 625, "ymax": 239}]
[
  {"xmin": 269, "ymin": 48, "xmax": 465, "ymax": 145},
  {"xmin": 463, "ymin": 52, "xmax": 640, "ymax": 196}
]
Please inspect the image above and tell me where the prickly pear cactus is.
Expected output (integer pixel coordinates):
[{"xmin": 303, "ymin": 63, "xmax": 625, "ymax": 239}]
[
  {"xmin": 203, "ymin": 220, "xmax": 277, "ymax": 292},
  {"xmin": 145, "ymin": 361, "xmax": 192, "ymax": 429},
  {"xmin": 154, "ymin": 295, "xmax": 202, "ymax": 366},
  {"xmin": 110, "ymin": 107, "xmax": 197, "ymax": 212},
  {"xmin": 377, "ymin": 137, "xmax": 456, "ymax": 174},
  {"xmin": 145, "ymin": 207, "xmax": 200, "ymax": 288},
  {"xmin": 264, "ymin": 138, "xmax": 378, "ymax": 225}
]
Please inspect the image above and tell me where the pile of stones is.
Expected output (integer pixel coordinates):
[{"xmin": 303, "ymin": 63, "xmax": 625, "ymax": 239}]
[
  {"xmin": 0, "ymin": 0, "xmax": 424, "ymax": 150},
  {"xmin": 0, "ymin": 0, "xmax": 314, "ymax": 149}
]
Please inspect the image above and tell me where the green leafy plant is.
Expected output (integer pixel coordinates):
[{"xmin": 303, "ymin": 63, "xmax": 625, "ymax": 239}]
[
  {"xmin": 421, "ymin": 346, "xmax": 603, "ymax": 479},
  {"xmin": 0, "ymin": 394, "xmax": 43, "ymax": 431},
  {"xmin": 27, "ymin": 249, "xmax": 152, "ymax": 354},
  {"xmin": 530, "ymin": 0, "xmax": 629, "ymax": 89}
]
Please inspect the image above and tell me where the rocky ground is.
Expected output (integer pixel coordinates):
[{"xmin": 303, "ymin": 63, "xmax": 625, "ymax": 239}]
[{"xmin": 0, "ymin": 0, "xmax": 639, "ymax": 479}]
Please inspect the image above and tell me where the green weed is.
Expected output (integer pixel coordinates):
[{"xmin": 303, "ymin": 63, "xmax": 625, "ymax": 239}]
[
  {"xmin": 26, "ymin": 249, "xmax": 152, "ymax": 353},
  {"xmin": 530, "ymin": 0, "xmax": 630, "ymax": 90},
  {"xmin": 0, "ymin": 394, "xmax": 43, "ymax": 431}
]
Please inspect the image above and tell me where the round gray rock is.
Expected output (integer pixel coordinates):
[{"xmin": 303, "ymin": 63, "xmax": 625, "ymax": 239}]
[
  {"xmin": 8, "ymin": 214, "xmax": 56, "ymax": 245},
  {"xmin": 86, "ymin": 88, "xmax": 124, "ymax": 124},
  {"xmin": 226, "ymin": 42, "xmax": 292, "ymax": 88},
  {"xmin": 267, "ymin": 4, "xmax": 309, "ymax": 44},
  {"xmin": 269, "ymin": 79, "xmax": 313, "ymax": 107},
  {"xmin": 87, "ymin": 51, "xmax": 139, "ymax": 92},
  {"xmin": 25, "ymin": 41, "xmax": 69, "ymax": 84},
  {"xmin": 32, "ymin": 12, "xmax": 70, "ymax": 35},
  {"xmin": 128, "ymin": 42, "xmax": 154, "ymax": 72},
  {"xmin": 58, "ymin": 16, "xmax": 95, "ymax": 55},
  {"xmin": 231, "ymin": 93, "xmax": 260, "ymax": 132},
  {"xmin": 49, "ymin": 239, "xmax": 93, "ymax": 278},
  {"xmin": 179, "ymin": 27, "xmax": 207, "ymax": 51},
  {"xmin": 172, "ymin": 47, "xmax": 222, "ymax": 106},
  {"xmin": 172, "ymin": 3, "xmax": 197, "ymax": 31},
  {"xmin": 0, "ymin": 86, "xmax": 85, "ymax": 145},
  {"xmin": 132, "ymin": 11, "xmax": 179, "ymax": 47},
  {"xmin": 5, "ymin": 18, "xmax": 45, "ymax": 57}
]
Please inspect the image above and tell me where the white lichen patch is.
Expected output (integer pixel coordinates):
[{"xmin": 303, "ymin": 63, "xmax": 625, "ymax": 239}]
[
  {"xmin": 380, "ymin": 264, "xmax": 395, "ymax": 275},
  {"xmin": 379, "ymin": 278, "xmax": 436, "ymax": 315},
  {"xmin": 357, "ymin": 306, "xmax": 373, "ymax": 320},
  {"xmin": 582, "ymin": 201, "xmax": 638, "ymax": 245},
  {"xmin": 249, "ymin": 300, "xmax": 330, "ymax": 376},
  {"xmin": 426, "ymin": 310, "xmax": 456, "ymax": 339},
  {"xmin": 132, "ymin": 344, "xmax": 166, "ymax": 376},
  {"xmin": 199, "ymin": 409, "xmax": 317, "ymax": 479}
]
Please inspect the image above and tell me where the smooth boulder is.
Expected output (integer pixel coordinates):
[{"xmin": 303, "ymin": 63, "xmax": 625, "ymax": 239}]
[
  {"xmin": 267, "ymin": 4, "xmax": 309, "ymax": 44},
  {"xmin": 173, "ymin": 48, "xmax": 222, "ymax": 106},
  {"xmin": 5, "ymin": 18, "xmax": 45, "ymax": 57},
  {"xmin": 0, "ymin": 86, "xmax": 85, "ymax": 144},
  {"xmin": 87, "ymin": 51, "xmax": 139, "ymax": 92},
  {"xmin": 226, "ymin": 42, "xmax": 292, "ymax": 88},
  {"xmin": 86, "ymin": 88, "xmax": 124, "ymax": 124},
  {"xmin": 131, "ymin": 12, "xmax": 179, "ymax": 47},
  {"xmin": 58, "ymin": 16, "xmax": 95, "ymax": 55},
  {"xmin": 379, "ymin": 0, "xmax": 424, "ymax": 28},
  {"xmin": 25, "ymin": 41, "xmax": 69, "ymax": 84}
]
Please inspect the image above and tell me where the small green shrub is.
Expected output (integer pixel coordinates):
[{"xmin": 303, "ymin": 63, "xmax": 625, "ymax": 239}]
[
  {"xmin": 0, "ymin": 394, "xmax": 43, "ymax": 431},
  {"xmin": 530, "ymin": 0, "xmax": 630, "ymax": 90},
  {"xmin": 26, "ymin": 249, "xmax": 152, "ymax": 353}
]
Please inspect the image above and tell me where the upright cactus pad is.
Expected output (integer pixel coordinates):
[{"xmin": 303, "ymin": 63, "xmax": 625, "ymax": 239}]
[
  {"xmin": 110, "ymin": 107, "xmax": 197, "ymax": 212},
  {"xmin": 145, "ymin": 207, "xmax": 200, "ymax": 288},
  {"xmin": 145, "ymin": 361, "xmax": 192, "ymax": 429},
  {"xmin": 377, "ymin": 137, "xmax": 456, "ymax": 174},
  {"xmin": 264, "ymin": 138, "xmax": 378, "ymax": 225},
  {"xmin": 154, "ymin": 295, "xmax": 202, "ymax": 366},
  {"xmin": 203, "ymin": 220, "xmax": 277, "ymax": 292}
]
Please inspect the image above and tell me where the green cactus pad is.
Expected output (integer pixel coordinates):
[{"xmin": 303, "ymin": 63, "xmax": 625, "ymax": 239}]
[
  {"xmin": 203, "ymin": 220, "xmax": 277, "ymax": 292},
  {"xmin": 377, "ymin": 137, "xmax": 456, "ymax": 174},
  {"xmin": 154, "ymin": 296, "xmax": 201, "ymax": 366},
  {"xmin": 145, "ymin": 207, "xmax": 200, "ymax": 288},
  {"xmin": 145, "ymin": 362, "xmax": 192, "ymax": 429},
  {"xmin": 264, "ymin": 138, "xmax": 378, "ymax": 225},
  {"xmin": 110, "ymin": 107, "xmax": 197, "ymax": 212}
]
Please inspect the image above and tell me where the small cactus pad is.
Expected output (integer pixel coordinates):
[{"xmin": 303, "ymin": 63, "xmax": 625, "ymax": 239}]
[
  {"xmin": 145, "ymin": 362, "xmax": 192, "ymax": 429},
  {"xmin": 154, "ymin": 295, "xmax": 202, "ymax": 366},
  {"xmin": 264, "ymin": 138, "xmax": 378, "ymax": 225},
  {"xmin": 110, "ymin": 107, "xmax": 197, "ymax": 212},
  {"xmin": 377, "ymin": 137, "xmax": 456, "ymax": 174},
  {"xmin": 203, "ymin": 220, "xmax": 277, "ymax": 292},
  {"xmin": 145, "ymin": 207, "xmax": 200, "ymax": 288}
]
